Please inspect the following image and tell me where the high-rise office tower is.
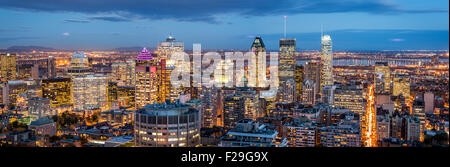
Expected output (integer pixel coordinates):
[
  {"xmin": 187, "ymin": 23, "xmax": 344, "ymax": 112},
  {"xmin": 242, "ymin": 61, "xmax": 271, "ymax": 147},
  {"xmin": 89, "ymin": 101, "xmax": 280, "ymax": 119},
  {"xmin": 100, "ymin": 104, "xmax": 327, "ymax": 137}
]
[
  {"xmin": 295, "ymin": 65, "xmax": 304, "ymax": 102},
  {"xmin": 279, "ymin": 39, "xmax": 296, "ymax": 83},
  {"xmin": 126, "ymin": 59, "xmax": 136, "ymax": 86},
  {"xmin": 412, "ymin": 99, "xmax": 425, "ymax": 141},
  {"xmin": 107, "ymin": 82, "xmax": 119, "ymax": 110},
  {"xmin": 304, "ymin": 61, "xmax": 321, "ymax": 98},
  {"xmin": 278, "ymin": 79, "xmax": 296, "ymax": 103},
  {"xmin": 278, "ymin": 38, "xmax": 296, "ymax": 103},
  {"xmin": 135, "ymin": 48, "xmax": 159, "ymax": 109},
  {"xmin": 67, "ymin": 52, "xmax": 91, "ymax": 78},
  {"xmin": 47, "ymin": 56, "xmax": 56, "ymax": 78},
  {"xmin": 424, "ymin": 92, "xmax": 434, "ymax": 114},
  {"xmin": 157, "ymin": 35, "xmax": 184, "ymax": 60},
  {"xmin": 199, "ymin": 86, "xmax": 221, "ymax": 128},
  {"xmin": 158, "ymin": 35, "xmax": 185, "ymax": 102},
  {"xmin": 392, "ymin": 73, "xmax": 410, "ymax": 98},
  {"xmin": 250, "ymin": 36, "xmax": 266, "ymax": 88},
  {"xmin": 110, "ymin": 63, "xmax": 128, "ymax": 86},
  {"xmin": 302, "ymin": 79, "xmax": 316, "ymax": 105},
  {"xmin": 72, "ymin": 74, "xmax": 108, "ymax": 111},
  {"xmin": 42, "ymin": 77, "xmax": 72, "ymax": 108},
  {"xmin": 320, "ymin": 35, "xmax": 333, "ymax": 92},
  {"xmin": 374, "ymin": 62, "xmax": 390, "ymax": 94},
  {"xmin": 1, "ymin": 53, "xmax": 17, "ymax": 82},
  {"xmin": 2, "ymin": 80, "xmax": 27, "ymax": 108},
  {"xmin": 223, "ymin": 94, "xmax": 245, "ymax": 130},
  {"xmin": 321, "ymin": 85, "xmax": 336, "ymax": 105}
]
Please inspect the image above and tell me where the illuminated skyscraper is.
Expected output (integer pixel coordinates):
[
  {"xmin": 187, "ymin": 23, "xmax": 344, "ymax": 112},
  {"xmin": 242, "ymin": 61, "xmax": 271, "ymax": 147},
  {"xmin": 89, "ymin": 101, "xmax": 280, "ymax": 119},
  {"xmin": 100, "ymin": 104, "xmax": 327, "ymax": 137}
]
[
  {"xmin": 279, "ymin": 39, "xmax": 296, "ymax": 82},
  {"xmin": 72, "ymin": 74, "xmax": 108, "ymax": 111},
  {"xmin": 47, "ymin": 56, "xmax": 56, "ymax": 78},
  {"xmin": 42, "ymin": 77, "xmax": 72, "ymax": 107},
  {"xmin": 110, "ymin": 61, "xmax": 136, "ymax": 87},
  {"xmin": 304, "ymin": 61, "xmax": 321, "ymax": 98},
  {"xmin": 125, "ymin": 59, "xmax": 136, "ymax": 86},
  {"xmin": 2, "ymin": 80, "xmax": 27, "ymax": 108},
  {"xmin": 157, "ymin": 36, "xmax": 185, "ymax": 102},
  {"xmin": 250, "ymin": 36, "xmax": 266, "ymax": 88},
  {"xmin": 1, "ymin": 53, "xmax": 17, "ymax": 82},
  {"xmin": 278, "ymin": 38, "xmax": 296, "ymax": 103},
  {"xmin": 294, "ymin": 65, "xmax": 304, "ymax": 102},
  {"xmin": 424, "ymin": 92, "xmax": 434, "ymax": 114},
  {"xmin": 157, "ymin": 35, "xmax": 184, "ymax": 60},
  {"xmin": 199, "ymin": 86, "xmax": 221, "ymax": 128},
  {"xmin": 223, "ymin": 94, "xmax": 245, "ymax": 130},
  {"xmin": 392, "ymin": 73, "xmax": 410, "ymax": 98},
  {"xmin": 110, "ymin": 63, "xmax": 128, "ymax": 85},
  {"xmin": 374, "ymin": 62, "xmax": 390, "ymax": 94},
  {"xmin": 67, "ymin": 52, "xmax": 91, "ymax": 78},
  {"xmin": 135, "ymin": 48, "xmax": 159, "ymax": 109},
  {"xmin": 302, "ymin": 79, "xmax": 316, "ymax": 105},
  {"xmin": 320, "ymin": 35, "xmax": 333, "ymax": 92}
]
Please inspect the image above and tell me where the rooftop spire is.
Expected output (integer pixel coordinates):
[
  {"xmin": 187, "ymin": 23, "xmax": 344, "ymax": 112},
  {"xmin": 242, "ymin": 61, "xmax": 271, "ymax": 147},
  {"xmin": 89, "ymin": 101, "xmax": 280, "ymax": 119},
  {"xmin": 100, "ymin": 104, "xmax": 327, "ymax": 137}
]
[{"xmin": 136, "ymin": 47, "xmax": 153, "ymax": 60}]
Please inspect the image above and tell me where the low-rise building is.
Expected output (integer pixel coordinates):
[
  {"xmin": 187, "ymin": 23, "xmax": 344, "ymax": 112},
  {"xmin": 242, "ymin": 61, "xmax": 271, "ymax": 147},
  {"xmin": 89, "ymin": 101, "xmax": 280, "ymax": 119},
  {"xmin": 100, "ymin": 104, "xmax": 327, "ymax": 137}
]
[{"xmin": 219, "ymin": 119, "xmax": 287, "ymax": 147}]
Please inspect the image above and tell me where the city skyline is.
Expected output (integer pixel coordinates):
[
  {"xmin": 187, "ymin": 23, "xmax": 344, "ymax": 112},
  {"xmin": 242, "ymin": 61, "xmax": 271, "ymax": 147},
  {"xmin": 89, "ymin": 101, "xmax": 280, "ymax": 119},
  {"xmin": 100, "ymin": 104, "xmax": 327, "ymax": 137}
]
[{"xmin": 0, "ymin": 0, "xmax": 449, "ymax": 50}]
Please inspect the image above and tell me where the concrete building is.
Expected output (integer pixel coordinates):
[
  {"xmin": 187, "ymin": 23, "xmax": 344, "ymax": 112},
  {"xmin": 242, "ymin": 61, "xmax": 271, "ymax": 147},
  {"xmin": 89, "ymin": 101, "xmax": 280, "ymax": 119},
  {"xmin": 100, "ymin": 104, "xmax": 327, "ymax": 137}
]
[
  {"xmin": 134, "ymin": 100, "xmax": 200, "ymax": 147},
  {"xmin": 219, "ymin": 119, "xmax": 287, "ymax": 147},
  {"xmin": 28, "ymin": 118, "xmax": 57, "ymax": 137},
  {"xmin": 319, "ymin": 125, "xmax": 361, "ymax": 147}
]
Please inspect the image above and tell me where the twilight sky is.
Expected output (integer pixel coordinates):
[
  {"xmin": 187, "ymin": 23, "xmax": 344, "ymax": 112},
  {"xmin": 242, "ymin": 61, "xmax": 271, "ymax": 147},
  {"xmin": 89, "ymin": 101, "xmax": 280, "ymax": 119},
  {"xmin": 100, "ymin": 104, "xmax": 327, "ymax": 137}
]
[{"xmin": 0, "ymin": 0, "xmax": 448, "ymax": 50}]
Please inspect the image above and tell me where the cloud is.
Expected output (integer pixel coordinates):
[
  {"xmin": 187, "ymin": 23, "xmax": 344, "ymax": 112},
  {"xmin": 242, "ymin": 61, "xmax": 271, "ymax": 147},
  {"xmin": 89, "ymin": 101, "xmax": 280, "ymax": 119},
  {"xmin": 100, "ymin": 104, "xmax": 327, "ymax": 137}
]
[
  {"xmin": 0, "ymin": 0, "xmax": 446, "ymax": 23},
  {"xmin": 64, "ymin": 19, "xmax": 91, "ymax": 23},
  {"xmin": 62, "ymin": 32, "xmax": 70, "ymax": 36},
  {"xmin": 87, "ymin": 16, "xmax": 133, "ymax": 22},
  {"xmin": 390, "ymin": 38, "xmax": 405, "ymax": 42}
]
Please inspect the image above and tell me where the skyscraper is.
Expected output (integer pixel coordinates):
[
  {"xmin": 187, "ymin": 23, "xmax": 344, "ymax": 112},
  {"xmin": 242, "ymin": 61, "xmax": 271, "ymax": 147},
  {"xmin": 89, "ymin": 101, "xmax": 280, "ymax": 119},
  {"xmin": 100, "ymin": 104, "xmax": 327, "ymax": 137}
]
[
  {"xmin": 295, "ymin": 65, "xmax": 304, "ymax": 102},
  {"xmin": 424, "ymin": 92, "xmax": 434, "ymax": 114},
  {"xmin": 374, "ymin": 62, "xmax": 390, "ymax": 94},
  {"xmin": 279, "ymin": 39, "xmax": 296, "ymax": 82},
  {"xmin": 250, "ymin": 36, "xmax": 266, "ymax": 88},
  {"xmin": 320, "ymin": 35, "xmax": 333, "ymax": 92},
  {"xmin": 158, "ymin": 36, "xmax": 186, "ymax": 102},
  {"xmin": 223, "ymin": 94, "xmax": 245, "ymax": 130},
  {"xmin": 135, "ymin": 48, "xmax": 159, "ymax": 109},
  {"xmin": 72, "ymin": 74, "xmax": 108, "ymax": 111},
  {"xmin": 302, "ymin": 79, "xmax": 316, "ymax": 105},
  {"xmin": 42, "ymin": 77, "xmax": 72, "ymax": 108},
  {"xmin": 157, "ymin": 35, "xmax": 184, "ymax": 61},
  {"xmin": 1, "ymin": 53, "xmax": 17, "ymax": 82},
  {"xmin": 392, "ymin": 73, "xmax": 410, "ymax": 98},
  {"xmin": 47, "ymin": 56, "xmax": 56, "ymax": 79},
  {"xmin": 2, "ymin": 80, "xmax": 26, "ymax": 108},
  {"xmin": 67, "ymin": 52, "xmax": 91, "ymax": 78},
  {"xmin": 304, "ymin": 61, "xmax": 321, "ymax": 99},
  {"xmin": 278, "ymin": 38, "xmax": 297, "ymax": 103}
]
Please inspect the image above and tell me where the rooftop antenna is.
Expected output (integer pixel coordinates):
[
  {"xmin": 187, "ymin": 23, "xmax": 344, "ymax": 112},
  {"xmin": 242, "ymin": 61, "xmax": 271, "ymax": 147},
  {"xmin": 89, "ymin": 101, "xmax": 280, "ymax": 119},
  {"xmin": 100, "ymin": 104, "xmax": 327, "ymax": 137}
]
[{"xmin": 283, "ymin": 16, "xmax": 287, "ymax": 39}]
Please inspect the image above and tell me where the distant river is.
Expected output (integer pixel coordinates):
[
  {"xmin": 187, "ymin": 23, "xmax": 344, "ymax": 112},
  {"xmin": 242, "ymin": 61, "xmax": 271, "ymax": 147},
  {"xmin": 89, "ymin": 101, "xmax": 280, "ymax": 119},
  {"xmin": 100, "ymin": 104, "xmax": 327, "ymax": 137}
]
[{"xmin": 296, "ymin": 58, "xmax": 449, "ymax": 66}]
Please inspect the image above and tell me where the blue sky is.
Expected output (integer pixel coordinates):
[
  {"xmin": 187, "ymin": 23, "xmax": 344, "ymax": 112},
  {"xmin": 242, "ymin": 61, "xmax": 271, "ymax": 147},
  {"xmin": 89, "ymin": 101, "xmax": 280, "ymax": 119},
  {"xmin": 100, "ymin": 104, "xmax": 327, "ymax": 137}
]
[{"xmin": 0, "ymin": 0, "xmax": 448, "ymax": 50}]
